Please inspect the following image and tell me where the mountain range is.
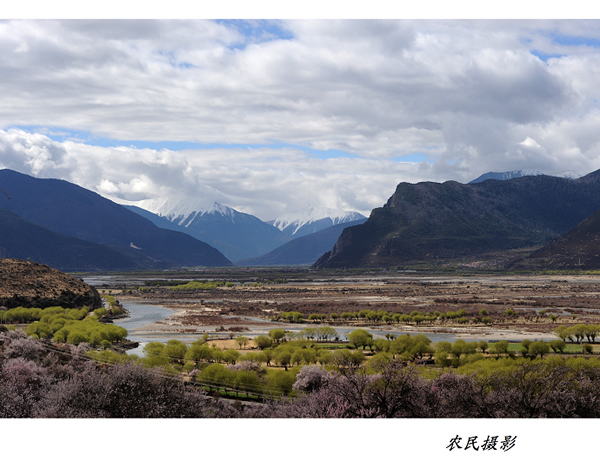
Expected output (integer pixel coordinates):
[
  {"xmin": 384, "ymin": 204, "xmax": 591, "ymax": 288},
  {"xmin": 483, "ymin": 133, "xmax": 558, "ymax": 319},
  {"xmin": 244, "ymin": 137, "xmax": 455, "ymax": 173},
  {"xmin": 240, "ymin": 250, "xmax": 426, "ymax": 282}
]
[
  {"xmin": 315, "ymin": 170, "xmax": 600, "ymax": 269},
  {"xmin": 126, "ymin": 198, "xmax": 290, "ymax": 261},
  {"xmin": 235, "ymin": 219, "xmax": 366, "ymax": 266},
  {"xmin": 269, "ymin": 206, "xmax": 366, "ymax": 238},
  {"xmin": 5, "ymin": 166, "xmax": 600, "ymax": 272},
  {"xmin": 0, "ymin": 169, "xmax": 232, "ymax": 271},
  {"xmin": 127, "ymin": 198, "xmax": 366, "ymax": 262},
  {"xmin": 468, "ymin": 170, "xmax": 541, "ymax": 184}
]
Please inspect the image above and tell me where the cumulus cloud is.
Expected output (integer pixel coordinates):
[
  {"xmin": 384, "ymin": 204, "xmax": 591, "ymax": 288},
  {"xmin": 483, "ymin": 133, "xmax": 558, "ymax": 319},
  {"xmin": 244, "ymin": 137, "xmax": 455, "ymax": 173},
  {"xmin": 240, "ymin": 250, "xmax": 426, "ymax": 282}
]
[
  {"xmin": 0, "ymin": 129, "xmax": 413, "ymax": 219},
  {"xmin": 2, "ymin": 20, "xmax": 600, "ymax": 218}
]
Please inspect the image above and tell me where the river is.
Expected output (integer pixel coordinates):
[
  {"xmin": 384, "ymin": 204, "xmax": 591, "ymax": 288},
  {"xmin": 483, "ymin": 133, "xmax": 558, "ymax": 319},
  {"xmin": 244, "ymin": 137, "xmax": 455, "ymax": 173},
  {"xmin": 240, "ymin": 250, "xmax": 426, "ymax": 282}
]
[{"xmin": 113, "ymin": 300, "xmax": 552, "ymax": 357}]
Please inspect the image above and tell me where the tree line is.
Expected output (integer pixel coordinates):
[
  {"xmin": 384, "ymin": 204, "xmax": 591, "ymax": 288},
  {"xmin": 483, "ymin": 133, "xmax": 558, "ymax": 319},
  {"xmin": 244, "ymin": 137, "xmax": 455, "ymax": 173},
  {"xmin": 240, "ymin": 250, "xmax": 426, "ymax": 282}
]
[{"xmin": 4, "ymin": 328, "xmax": 600, "ymax": 417}]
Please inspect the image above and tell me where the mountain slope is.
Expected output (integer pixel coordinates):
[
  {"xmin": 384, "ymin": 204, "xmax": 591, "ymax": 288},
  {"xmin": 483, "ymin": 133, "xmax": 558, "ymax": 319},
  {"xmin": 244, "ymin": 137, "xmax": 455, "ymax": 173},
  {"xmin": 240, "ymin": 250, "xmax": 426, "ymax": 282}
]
[
  {"xmin": 0, "ymin": 207, "xmax": 168, "ymax": 271},
  {"xmin": 130, "ymin": 198, "xmax": 291, "ymax": 261},
  {"xmin": 0, "ymin": 258, "xmax": 102, "ymax": 309},
  {"xmin": 235, "ymin": 219, "xmax": 366, "ymax": 266},
  {"xmin": 0, "ymin": 170, "xmax": 231, "ymax": 268},
  {"xmin": 315, "ymin": 170, "xmax": 600, "ymax": 269},
  {"xmin": 271, "ymin": 206, "xmax": 367, "ymax": 238},
  {"xmin": 509, "ymin": 208, "xmax": 600, "ymax": 270}
]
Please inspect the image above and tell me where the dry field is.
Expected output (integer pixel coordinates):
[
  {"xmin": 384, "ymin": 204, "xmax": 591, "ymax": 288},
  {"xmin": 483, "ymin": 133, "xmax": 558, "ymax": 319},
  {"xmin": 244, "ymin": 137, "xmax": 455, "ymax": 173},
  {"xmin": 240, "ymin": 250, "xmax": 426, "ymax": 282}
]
[{"xmin": 97, "ymin": 272, "xmax": 600, "ymax": 340}]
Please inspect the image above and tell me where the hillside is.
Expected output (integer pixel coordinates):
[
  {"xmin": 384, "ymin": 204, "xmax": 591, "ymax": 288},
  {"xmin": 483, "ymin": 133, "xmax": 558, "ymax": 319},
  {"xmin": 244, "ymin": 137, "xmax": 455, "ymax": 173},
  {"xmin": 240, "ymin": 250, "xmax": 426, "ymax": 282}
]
[
  {"xmin": 0, "ymin": 170, "xmax": 232, "ymax": 268},
  {"xmin": 509, "ymin": 209, "xmax": 600, "ymax": 270},
  {"xmin": 0, "ymin": 207, "xmax": 171, "ymax": 271},
  {"xmin": 235, "ymin": 219, "xmax": 365, "ymax": 266},
  {"xmin": 315, "ymin": 170, "xmax": 600, "ymax": 269},
  {"xmin": 0, "ymin": 258, "xmax": 101, "ymax": 309}
]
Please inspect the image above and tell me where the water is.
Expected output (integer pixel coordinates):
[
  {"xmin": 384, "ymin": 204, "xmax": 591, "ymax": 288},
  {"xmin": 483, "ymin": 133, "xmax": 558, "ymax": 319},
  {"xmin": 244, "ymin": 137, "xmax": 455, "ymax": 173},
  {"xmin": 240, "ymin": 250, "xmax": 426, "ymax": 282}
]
[
  {"xmin": 117, "ymin": 301, "xmax": 175, "ymax": 331},
  {"xmin": 114, "ymin": 300, "xmax": 547, "ymax": 358},
  {"xmin": 113, "ymin": 301, "xmax": 177, "ymax": 356}
]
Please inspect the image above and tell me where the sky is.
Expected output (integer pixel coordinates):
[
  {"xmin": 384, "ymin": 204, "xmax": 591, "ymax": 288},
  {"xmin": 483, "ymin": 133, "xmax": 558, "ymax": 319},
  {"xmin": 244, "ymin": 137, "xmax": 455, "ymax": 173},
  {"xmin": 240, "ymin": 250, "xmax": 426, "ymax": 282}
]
[{"xmin": 2, "ymin": 7, "xmax": 600, "ymax": 220}]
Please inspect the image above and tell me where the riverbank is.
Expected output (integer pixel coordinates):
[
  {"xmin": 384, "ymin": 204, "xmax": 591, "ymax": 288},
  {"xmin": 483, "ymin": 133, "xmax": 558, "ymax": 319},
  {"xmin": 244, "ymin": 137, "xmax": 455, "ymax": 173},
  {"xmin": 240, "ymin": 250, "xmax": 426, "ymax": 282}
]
[
  {"xmin": 88, "ymin": 271, "xmax": 600, "ymax": 350},
  {"xmin": 118, "ymin": 301, "xmax": 557, "ymax": 345}
]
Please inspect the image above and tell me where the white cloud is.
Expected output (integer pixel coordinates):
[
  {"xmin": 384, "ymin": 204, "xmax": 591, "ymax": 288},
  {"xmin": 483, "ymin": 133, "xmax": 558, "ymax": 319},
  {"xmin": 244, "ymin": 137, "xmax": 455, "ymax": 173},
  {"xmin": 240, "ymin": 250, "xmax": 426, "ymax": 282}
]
[{"xmin": 1, "ymin": 20, "xmax": 600, "ymax": 218}]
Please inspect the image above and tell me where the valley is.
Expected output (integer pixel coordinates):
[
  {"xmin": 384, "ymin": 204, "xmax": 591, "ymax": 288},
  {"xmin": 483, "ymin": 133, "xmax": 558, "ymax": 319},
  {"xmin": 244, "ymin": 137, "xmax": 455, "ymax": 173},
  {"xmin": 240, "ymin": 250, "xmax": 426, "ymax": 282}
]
[{"xmin": 85, "ymin": 269, "xmax": 600, "ymax": 348}]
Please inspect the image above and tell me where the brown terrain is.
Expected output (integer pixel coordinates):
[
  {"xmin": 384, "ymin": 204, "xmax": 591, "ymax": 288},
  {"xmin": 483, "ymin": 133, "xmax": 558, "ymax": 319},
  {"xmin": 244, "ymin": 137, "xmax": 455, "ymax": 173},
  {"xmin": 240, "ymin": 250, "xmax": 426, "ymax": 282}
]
[
  {"xmin": 0, "ymin": 258, "xmax": 101, "ymax": 309},
  {"xmin": 101, "ymin": 272, "xmax": 600, "ymax": 340}
]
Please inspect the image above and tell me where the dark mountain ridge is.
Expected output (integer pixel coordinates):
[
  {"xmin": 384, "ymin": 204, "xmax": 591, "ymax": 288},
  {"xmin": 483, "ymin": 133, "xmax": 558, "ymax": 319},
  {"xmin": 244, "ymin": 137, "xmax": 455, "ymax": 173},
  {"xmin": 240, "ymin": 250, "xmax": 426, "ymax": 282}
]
[
  {"xmin": 0, "ymin": 169, "xmax": 231, "ymax": 269},
  {"xmin": 0, "ymin": 206, "xmax": 171, "ymax": 271},
  {"xmin": 315, "ymin": 170, "xmax": 600, "ymax": 269}
]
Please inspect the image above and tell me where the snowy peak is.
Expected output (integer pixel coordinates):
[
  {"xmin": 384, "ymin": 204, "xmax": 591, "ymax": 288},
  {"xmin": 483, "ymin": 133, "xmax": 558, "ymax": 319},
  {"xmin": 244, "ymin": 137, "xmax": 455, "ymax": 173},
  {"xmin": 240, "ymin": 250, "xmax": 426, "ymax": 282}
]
[
  {"xmin": 271, "ymin": 206, "xmax": 367, "ymax": 237},
  {"xmin": 125, "ymin": 196, "xmax": 292, "ymax": 261},
  {"xmin": 468, "ymin": 170, "xmax": 541, "ymax": 184},
  {"xmin": 134, "ymin": 197, "xmax": 235, "ymax": 227},
  {"xmin": 469, "ymin": 170, "xmax": 581, "ymax": 184}
]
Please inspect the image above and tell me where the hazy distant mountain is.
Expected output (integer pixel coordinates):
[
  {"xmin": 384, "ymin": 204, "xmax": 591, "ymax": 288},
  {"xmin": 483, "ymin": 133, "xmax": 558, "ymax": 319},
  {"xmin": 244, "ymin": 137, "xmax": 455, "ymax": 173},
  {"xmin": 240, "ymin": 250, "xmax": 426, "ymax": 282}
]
[
  {"xmin": 0, "ymin": 169, "xmax": 231, "ymax": 269},
  {"xmin": 130, "ymin": 197, "xmax": 291, "ymax": 261},
  {"xmin": 235, "ymin": 219, "xmax": 366, "ymax": 266},
  {"xmin": 469, "ymin": 169, "xmax": 580, "ymax": 184},
  {"xmin": 270, "ymin": 206, "xmax": 367, "ymax": 238},
  {"xmin": 315, "ymin": 170, "xmax": 600, "ymax": 269},
  {"xmin": 468, "ymin": 170, "xmax": 542, "ymax": 184}
]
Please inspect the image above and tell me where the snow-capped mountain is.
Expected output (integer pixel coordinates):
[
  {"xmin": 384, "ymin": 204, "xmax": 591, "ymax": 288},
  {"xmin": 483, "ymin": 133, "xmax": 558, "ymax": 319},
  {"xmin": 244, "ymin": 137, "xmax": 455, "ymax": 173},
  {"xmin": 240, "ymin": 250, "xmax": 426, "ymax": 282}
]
[
  {"xmin": 126, "ymin": 197, "xmax": 291, "ymax": 262},
  {"xmin": 135, "ymin": 197, "xmax": 234, "ymax": 226},
  {"xmin": 270, "ymin": 206, "xmax": 367, "ymax": 238},
  {"xmin": 469, "ymin": 170, "xmax": 581, "ymax": 184}
]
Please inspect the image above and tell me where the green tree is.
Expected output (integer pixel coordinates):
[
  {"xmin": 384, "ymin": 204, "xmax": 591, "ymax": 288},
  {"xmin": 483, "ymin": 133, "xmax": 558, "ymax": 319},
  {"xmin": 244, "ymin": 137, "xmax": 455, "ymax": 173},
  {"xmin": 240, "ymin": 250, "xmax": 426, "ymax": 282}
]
[
  {"xmin": 222, "ymin": 349, "xmax": 240, "ymax": 365},
  {"xmin": 163, "ymin": 340, "xmax": 188, "ymax": 363},
  {"xmin": 489, "ymin": 340, "xmax": 509, "ymax": 358},
  {"xmin": 479, "ymin": 341, "xmax": 489, "ymax": 353},
  {"xmin": 316, "ymin": 326, "xmax": 337, "ymax": 342},
  {"xmin": 331, "ymin": 349, "xmax": 365, "ymax": 370},
  {"xmin": 67, "ymin": 330, "xmax": 89, "ymax": 345},
  {"xmin": 235, "ymin": 336, "xmax": 250, "ymax": 350},
  {"xmin": 233, "ymin": 370, "xmax": 262, "ymax": 396},
  {"xmin": 198, "ymin": 363, "xmax": 235, "ymax": 388},
  {"xmin": 555, "ymin": 325, "xmax": 568, "ymax": 341},
  {"xmin": 275, "ymin": 349, "xmax": 292, "ymax": 371},
  {"xmin": 268, "ymin": 328, "xmax": 286, "ymax": 344},
  {"xmin": 528, "ymin": 341, "xmax": 550, "ymax": 359},
  {"xmin": 254, "ymin": 335, "xmax": 272, "ymax": 350},
  {"xmin": 308, "ymin": 313, "xmax": 321, "ymax": 322},
  {"xmin": 549, "ymin": 339, "xmax": 566, "ymax": 353},
  {"xmin": 520, "ymin": 339, "xmax": 532, "ymax": 351},
  {"xmin": 348, "ymin": 329, "xmax": 373, "ymax": 349},
  {"xmin": 317, "ymin": 349, "xmax": 333, "ymax": 365},
  {"xmin": 185, "ymin": 343, "xmax": 213, "ymax": 364},
  {"xmin": 434, "ymin": 350, "xmax": 452, "ymax": 368},
  {"xmin": 266, "ymin": 369, "xmax": 296, "ymax": 397}
]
